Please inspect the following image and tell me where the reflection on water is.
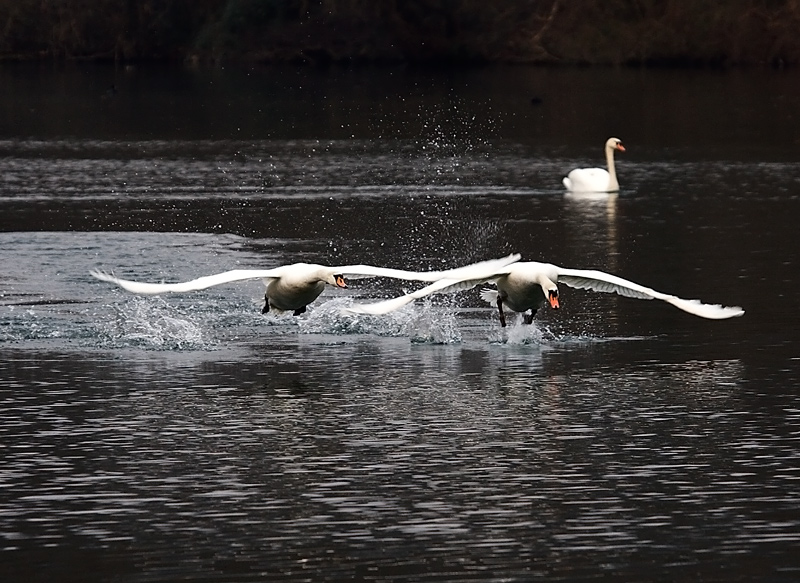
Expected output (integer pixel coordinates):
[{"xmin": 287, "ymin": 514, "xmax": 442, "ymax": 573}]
[
  {"xmin": 563, "ymin": 191, "xmax": 619, "ymax": 267},
  {"xmin": 1, "ymin": 65, "xmax": 800, "ymax": 582},
  {"xmin": 2, "ymin": 346, "xmax": 798, "ymax": 582}
]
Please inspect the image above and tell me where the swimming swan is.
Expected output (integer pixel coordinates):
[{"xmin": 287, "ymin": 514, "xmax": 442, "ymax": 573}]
[
  {"xmin": 347, "ymin": 261, "xmax": 744, "ymax": 326},
  {"xmin": 563, "ymin": 138, "xmax": 625, "ymax": 193},
  {"xmin": 90, "ymin": 254, "xmax": 521, "ymax": 316}
]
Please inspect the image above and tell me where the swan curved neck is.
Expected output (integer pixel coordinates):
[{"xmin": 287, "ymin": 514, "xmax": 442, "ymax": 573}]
[
  {"xmin": 537, "ymin": 274, "xmax": 557, "ymax": 295},
  {"xmin": 605, "ymin": 145, "xmax": 619, "ymax": 190}
]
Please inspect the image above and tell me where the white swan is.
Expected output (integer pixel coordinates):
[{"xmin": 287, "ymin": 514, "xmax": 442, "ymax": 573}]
[
  {"xmin": 90, "ymin": 254, "xmax": 521, "ymax": 316},
  {"xmin": 348, "ymin": 261, "xmax": 744, "ymax": 326},
  {"xmin": 563, "ymin": 137, "xmax": 625, "ymax": 193}
]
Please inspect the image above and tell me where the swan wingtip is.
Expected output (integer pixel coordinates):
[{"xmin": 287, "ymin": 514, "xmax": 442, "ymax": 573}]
[
  {"xmin": 90, "ymin": 269, "xmax": 116, "ymax": 283},
  {"xmin": 708, "ymin": 303, "xmax": 745, "ymax": 319}
]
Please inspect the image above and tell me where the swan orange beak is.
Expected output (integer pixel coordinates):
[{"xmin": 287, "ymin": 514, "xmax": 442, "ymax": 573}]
[
  {"xmin": 335, "ymin": 275, "xmax": 347, "ymax": 288},
  {"xmin": 548, "ymin": 290, "xmax": 560, "ymax": 309},
  {"xmin": 616, "ymin": 144, "xmax": 626, "ymax": 152}
]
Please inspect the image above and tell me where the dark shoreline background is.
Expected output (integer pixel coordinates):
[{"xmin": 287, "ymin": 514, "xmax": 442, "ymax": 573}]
[{"xmin": 2, "ymin": 0, "xmax": 800, "ymax": 67}]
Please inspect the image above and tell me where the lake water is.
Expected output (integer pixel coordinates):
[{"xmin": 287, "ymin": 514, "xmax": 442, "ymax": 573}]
[{"xmin": 1, "ymin": 63, "xmax": 799, "ymax": 582}]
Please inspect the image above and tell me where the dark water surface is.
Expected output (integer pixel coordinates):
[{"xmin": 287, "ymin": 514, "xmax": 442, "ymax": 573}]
[{"xmin": 1, "ymin": 64, "xmax": 799, "ymax": 582}]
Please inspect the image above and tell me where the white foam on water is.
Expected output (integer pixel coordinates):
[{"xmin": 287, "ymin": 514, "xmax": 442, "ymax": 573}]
[
  {"xmin": 82, "ymin": 293, "xmax": 641, "ymax": 352},
  {"xmin": 487, "ymin": 319, "xmax": 555, "ymax": 345},
  {"xmin": 96, "ymin": 296, "xmax": 209, "ymax": 351},
  {"xmin": 404, "ymin": 300, "xmax": 462, "ymax": 345},
  {"xmin": 300, "ymin": 298, "xmax": 411, "ymax": 338},
  {"xmin": 298, "ymin": 298, "xmax": 462, "ymax": 344}
]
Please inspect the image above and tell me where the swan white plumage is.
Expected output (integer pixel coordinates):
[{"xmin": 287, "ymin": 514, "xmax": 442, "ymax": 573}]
[
  {"xmin": 563, "ymin": 137, "xmax": 625, "ymax": 193},
  {"xmin": 347, "ymin": 261, "xmax": 744, "ymax": 326},
  {"xmin": 90, "ymin": 254, "xmax": 521, "ymax": 316}
]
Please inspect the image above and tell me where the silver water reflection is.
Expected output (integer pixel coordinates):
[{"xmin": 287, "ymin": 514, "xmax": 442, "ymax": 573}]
[{"xmin": 4, "ymin": 344, "xmax": 788, "ymax": 582}]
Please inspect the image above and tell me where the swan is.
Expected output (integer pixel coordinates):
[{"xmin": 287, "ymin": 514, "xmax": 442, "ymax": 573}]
[
  {"xmin": 90, "ymin": 254, "xmax": 521, "ymax": 316},
  {"xmin": 347, "ymin": 261, "xmax": 744, "ymax": 326},
  {"xmin": 563, "ymin": 138, "xmax": 625, "ymax": 193}
]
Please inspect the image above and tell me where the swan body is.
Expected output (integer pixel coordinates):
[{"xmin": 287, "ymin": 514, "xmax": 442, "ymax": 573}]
[
  {"xmin": 347, "ymin": 261, "xmax": 744, "ymax": 326},
  {"xmin": 563, "ymin": 137, "xmax": 625, "ymax": 193},
  {"xmin": 90, "ymin": 254, "xmax": 521, "ymax": 316}
]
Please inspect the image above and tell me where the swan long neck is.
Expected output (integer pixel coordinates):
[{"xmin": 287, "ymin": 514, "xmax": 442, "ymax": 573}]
[
  {"xmin": 605, "ymin": 144, "xmax": 618, "ymax": 189},
  {"xmin": 538, "ymin": 274, "xmax": 557, "ymax": 298}
]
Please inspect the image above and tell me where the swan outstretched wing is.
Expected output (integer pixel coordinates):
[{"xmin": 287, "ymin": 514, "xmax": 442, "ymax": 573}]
[
  {"xmin": 347, "ymin": 260, "xmax": 518, "ymax": 315},
  {"xmin": 90, "ymin": 268, "xmax": 284, "ymax": 295},
  {"xmin": 347, "ymin": 277, "xmax": 486, "ymax": 315},
  {"xmin": 335, "ymin": 254, "xmax": 520, "ymax": 281},
  {"xmin": 90, "ymin": 254, "xmax": 522, "ymax": 297},
  {"xmin": 556, "ymin": 267, "xmax": 744, "ymax": 320}
]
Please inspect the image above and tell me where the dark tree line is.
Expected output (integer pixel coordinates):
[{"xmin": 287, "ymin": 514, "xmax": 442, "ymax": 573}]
[{"xmin": 2, "ymin": 0, "xmax": 799, "ymax": 65}]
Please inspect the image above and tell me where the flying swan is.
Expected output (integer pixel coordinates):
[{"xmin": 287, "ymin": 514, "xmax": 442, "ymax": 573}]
[
  {"xmin": 90, "ymin": 254, "xmax": 521, "ymax": 316},
  {"xmin": 347, "ymin": 261, "xmax": 744, "ymax": 326},
  {"xmin": 563, "ymin": 137, "xmax": 625, "ymax": 193}
]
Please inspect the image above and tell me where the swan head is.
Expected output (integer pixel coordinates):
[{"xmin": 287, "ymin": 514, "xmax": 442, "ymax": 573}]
[
  {"xmin": 547, "ymin": 288, "xmax": 560, "ymax": 309},
  {"xmin": 532, "ymin": 269, "xmax": 560, "ymax": 309},
  {"xmin": 606, "ymin": 137, "xmax": 625, "ymax": 153}
]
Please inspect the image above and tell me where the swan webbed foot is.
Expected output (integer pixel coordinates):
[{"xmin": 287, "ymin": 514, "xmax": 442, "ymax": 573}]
[
  {"xmin": 523, "ymin": 310, "xmax": 537, "ymax": 325},
  {"xmin": 262, "ymin": 294, "xmax": 270, "ymax": 314},
  {"xmin": 293, "ymin": 306, "xmax": 307, "ymax": 316}
]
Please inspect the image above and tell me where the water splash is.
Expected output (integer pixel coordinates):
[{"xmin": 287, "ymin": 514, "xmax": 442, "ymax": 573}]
[
  {"xmin": 302, "ymin": 298, "xmax": 592, "ymax": 346},
  {"xmin": 299, "ymin": 298, "xmax": 462, "ymax": 344},
  {"xmin": 96, "ymin": 296, "xmax": 209, "ymax": 351},
  {"xmin": 0, "ymin": 306, "xmax": 65, "ymax": 343},
  {"xmin": 487, "ymin": 318, "xmax": 557, "ymax": 345},
  {"xmin": 405, "ymin": 300, "xmax": 462, "ymax": 344},
  {"xmin": 83, "ymin": 294, "xmax": 627, "ymax": 351},
  {"xmin": 300, "ymin": 299, "xmax": 408, "ymax": 337}
]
